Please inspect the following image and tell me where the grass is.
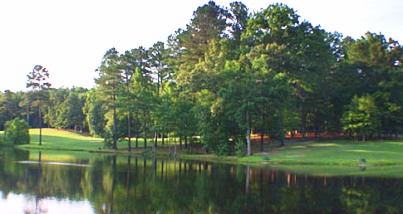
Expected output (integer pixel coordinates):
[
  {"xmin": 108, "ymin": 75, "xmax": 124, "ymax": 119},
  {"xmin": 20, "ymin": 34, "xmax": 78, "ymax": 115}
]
[
  {"xmin": 2, "ymin": 128, "xmax": 403, "ymax": 177},
  {"xmin": 180, "ymin": 139, "xmax": 403, "ymax": 177},
  {"xmin": 241, "ymin": 140, "xmax": 403, "ymax": 166},
  {"xmin": 17, "ymin": 128, "xmax": 106, "ymax": 152},
  {"xmin": 16, "ymin": 128, "xmax": 175, "ymax": 154}
]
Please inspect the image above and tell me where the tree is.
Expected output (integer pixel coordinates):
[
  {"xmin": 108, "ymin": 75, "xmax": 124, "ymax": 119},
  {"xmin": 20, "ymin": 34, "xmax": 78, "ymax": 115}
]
[
  {"xmin": 345, "ymin": 33, "xmax": 403, "ymax": 137},
  {"xmin": 46, "ymin": 88, "xmax": 69, "ymax": 129},
  {"xmin": 0, "ymin": 90, "xmax": 23, "ymax": 130},
  {"xmin": 27, "ymin": 65, "xmax": 51, "ymax": 145},
  {"xmin": 83, "ymin": 89, "xmax": 107, "ymax": 137},
  {"xmin": 58, "ymin": 90, "xmax": 86, "ymax": 131},
  {"xmin": 179, "ymin": 1, "xmax": 230, "ymax": 64},
  {"xmin": 95, "ymin": 48, "xmax": 122, "ymax": 150},
  {"xmin": 342, "ymin": 94, "xmax": 380, "ymax": 141},
  {"xmin": 148, "ymin": 42, "xmax": 171, "ymax": 149},
  {"xmin": 3, "ymin": 118, "xmax": 30, "ymax": 145},
  {"xmin": 118, "ymin": 47, "xmax": 149, "ymax": 150}
]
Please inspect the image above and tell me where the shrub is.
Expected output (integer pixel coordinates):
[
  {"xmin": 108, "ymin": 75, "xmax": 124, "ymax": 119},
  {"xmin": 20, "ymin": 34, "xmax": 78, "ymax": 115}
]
[
  {"xmin": 3, "ymin": 118, "xmax": 30, "ymax": 145},
  {"xmin": 215, "ymin": 142, "xmax": 231, "ymax": 156},
  {"xmin": 235, "ymin": 140, "xmax": 246, "ymax": 157}
]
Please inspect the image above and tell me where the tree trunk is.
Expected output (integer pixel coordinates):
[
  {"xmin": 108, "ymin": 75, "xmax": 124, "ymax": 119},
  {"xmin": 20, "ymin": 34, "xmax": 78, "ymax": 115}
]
[
  {"xmin": 154, "ymin": 131, "xmax": 158, "ymax": 148},
  {"xmin": 153, "ymin": 131, "xmax": 157, "ymax": 154},
  {"xmin": 143, "ymin": 110, "xmax": 147, "ymax": 148},
  {"xmin": 300, "ymin": 100, "xmax": 306, "ymax": 140},
  {"xmin": 246, "ymin": 111, "xmax": 251, "ymax": 156},
  {"xmin": 26, "ymin": 104, "xmax": 30, "ymax": 126},
  {"xmin": 112, "ymin": 96, "xmax": 118, "ymax": 150},
  {"xmin": 260, "ymin": 114, "xmax": 265, "ymax": 152},
  {"xmin": 128, "ymin": 113, "xmax": 131, "ymax": 152},
  {"xmin": 279, "ymin": 138, "xmax": 285, "ymax": 147},
  {"xmin": 38, "ymin": 103, "xmax": 42, "ymax": 146},
  {"xmin": 135, "ymin": 111, "xmax": 139, "ymax": 148}
]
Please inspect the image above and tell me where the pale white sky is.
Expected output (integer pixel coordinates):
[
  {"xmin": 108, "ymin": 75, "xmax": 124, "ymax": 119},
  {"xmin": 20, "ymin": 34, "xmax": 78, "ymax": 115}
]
[{"xmin": 1, "ymin": 0, "xmax": 402, "ymax": 92}]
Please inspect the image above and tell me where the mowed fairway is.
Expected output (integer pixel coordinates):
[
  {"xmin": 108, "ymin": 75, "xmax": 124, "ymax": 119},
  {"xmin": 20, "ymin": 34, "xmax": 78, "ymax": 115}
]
[
  {"xmin": 242, "ymin": 140, "xmax": 403, "ymax": 166},
  {"xmin": 19, "ymin": 128, "xmax": 105, "ymax": 151}
]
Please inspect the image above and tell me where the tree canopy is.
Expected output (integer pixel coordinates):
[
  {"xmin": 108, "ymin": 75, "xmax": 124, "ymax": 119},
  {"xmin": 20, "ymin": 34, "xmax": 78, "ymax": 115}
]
[{"xmin": 1, "ymin": 1, "xmax": 402, "ymax": 153}]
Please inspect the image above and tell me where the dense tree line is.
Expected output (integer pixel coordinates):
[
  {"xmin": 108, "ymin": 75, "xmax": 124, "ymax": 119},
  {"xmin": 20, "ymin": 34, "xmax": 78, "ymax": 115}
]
[{"xmin": 0, "ymin": 2, "xmax": 402, "ymax": 154}]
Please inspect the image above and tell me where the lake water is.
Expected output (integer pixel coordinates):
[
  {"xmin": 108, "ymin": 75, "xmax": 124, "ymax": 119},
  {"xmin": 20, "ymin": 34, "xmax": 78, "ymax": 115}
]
[{"xmin": 0, "ymin": 148, "xmax": 401, "ymax": 214}]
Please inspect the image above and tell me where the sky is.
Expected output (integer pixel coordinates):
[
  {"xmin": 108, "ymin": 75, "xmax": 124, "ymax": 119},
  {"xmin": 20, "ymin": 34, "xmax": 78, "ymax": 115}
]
[{"xmin": 1, "ymin": 0, "xmax": 402, "ymax": 92}]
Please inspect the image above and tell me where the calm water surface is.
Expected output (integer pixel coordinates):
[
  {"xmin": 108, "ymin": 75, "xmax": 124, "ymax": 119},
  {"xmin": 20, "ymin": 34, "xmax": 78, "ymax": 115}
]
[{"xmin": 0, "ymin": 148, "xmax": 401, "ymax": 214}]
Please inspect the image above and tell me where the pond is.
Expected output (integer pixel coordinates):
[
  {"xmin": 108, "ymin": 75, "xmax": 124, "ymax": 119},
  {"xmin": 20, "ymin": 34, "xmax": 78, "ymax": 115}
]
[{"xmin": 0, "ymin": 148, "xmax": 401, "ymax": 214}]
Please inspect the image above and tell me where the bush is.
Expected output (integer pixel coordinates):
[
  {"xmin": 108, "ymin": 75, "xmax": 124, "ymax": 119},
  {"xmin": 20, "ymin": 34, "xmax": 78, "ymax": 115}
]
[
  {"xmin": 3, "ymin": 118, "xmax": 30, "ymax": 145},
  {"xmin": 215, "ymin": 142, "xmax": 231, "ymax": 156},
  {"xmin": 235, "ymin": 140, "xmax": 246, "ymax": 157}
]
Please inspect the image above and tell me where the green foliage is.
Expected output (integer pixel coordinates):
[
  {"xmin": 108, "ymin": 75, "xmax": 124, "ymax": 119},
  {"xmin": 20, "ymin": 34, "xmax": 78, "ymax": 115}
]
[
  {"xmin": 215, "ymin": 141, "xmax": 231, "ymax": 156},
  {"xmin": 235, "ymin": 140, "xmax": 246, "ymax": 157},
  {"xmin": 83, "ymin": 89, "xmax": 107, "ymax": 137},
  {"xmin": 3, "ymin": 118, "xmax": 30, "ymax": 145},
  {"xmin": 342, "ymin": 94, "xmax": 380, "ymax": 141},
  {"xmin": 0, "ymin": 91, "xmax": 23, "ymax": 130},
  {"xmin": 0, "ymin": 2, "xmax": 401, "ymax": 156}
]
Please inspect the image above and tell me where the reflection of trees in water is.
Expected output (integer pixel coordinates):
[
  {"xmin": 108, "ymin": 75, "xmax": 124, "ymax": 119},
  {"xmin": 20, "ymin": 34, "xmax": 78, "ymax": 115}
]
[{"xmin": 0, "ymin": 154, "xmax": 402, "ymax": 213}]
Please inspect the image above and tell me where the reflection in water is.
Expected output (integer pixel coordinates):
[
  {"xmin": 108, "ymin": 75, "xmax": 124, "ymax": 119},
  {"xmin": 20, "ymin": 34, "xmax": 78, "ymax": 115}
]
[{"xmin": 0, "ymin": 149, "xmax": 401, "ymax": 213}]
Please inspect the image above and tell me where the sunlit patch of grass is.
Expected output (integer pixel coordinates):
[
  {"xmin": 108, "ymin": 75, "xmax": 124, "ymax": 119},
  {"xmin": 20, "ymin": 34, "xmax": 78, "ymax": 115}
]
[
  {"xmin": 287, "ymin": 145, "xmax": 308, "ymax": 149},
  {"xmin": 385, "ymin": 141, "xmax": 403, "ymax": 146},
  {"xmin": 310, "ymin": 143, "xmax": 340, "ymax": 147},
  {"xmin": 242, "ymin": 139, "xmax": 403, "ymax": 168},
  {"xmin": 19, "ymin": 128, "xmax": 105, "ymax": 152},
  {"xmin": 346, "ymin": 149, "xmax": 373, "ymax": 153}
]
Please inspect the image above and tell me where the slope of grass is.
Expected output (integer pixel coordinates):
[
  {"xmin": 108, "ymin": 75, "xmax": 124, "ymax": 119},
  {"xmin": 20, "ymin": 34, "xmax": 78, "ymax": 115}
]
[
  {"xmin": 241, "ymin": 140, "xmax": 403, "ymax": 166},
  {"xmin": 181, "ymin": 140, "xmax": 403, "ymax": 177},
  {"xmin": 4, "ymin": 128, "xmax": 403, "ymax": 177},
  {"xmin": 18, "ymin": 128, "xmax": 105, "ymax": 152}
]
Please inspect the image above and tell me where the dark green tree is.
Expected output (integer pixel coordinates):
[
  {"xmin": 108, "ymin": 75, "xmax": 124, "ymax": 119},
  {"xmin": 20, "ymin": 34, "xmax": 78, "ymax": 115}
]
[
  {"xmin": 342, "ymin": 94, "xmax": 380, "ymax": 141},
  {"xmin": 0, "ymin": 90, "xmax": 23, "ymax": 130},
  {"xmin": 345, "ymin": 33, "xmax": 403, "ymax": 137},
  {"xmin": 95, "ymin": 48, "xmax": 122, "ymax": 150},
  {"xmin": 26, "ymin": 65, "xmax": 51, "ymax": 145},
  {"xmin": 58, "ymin": 90, "xmax": 87, "ymax": 131},
  {"xmin": 83, "ymin": 89, "xmax": 107, "ymax": 137},
  {"xmin": 3, "ymin": 118, "xmax": 30, "ymax": 145},
  {"xmin": 179, "ymin": 1, "xmax": 230, "ymax": 64}
]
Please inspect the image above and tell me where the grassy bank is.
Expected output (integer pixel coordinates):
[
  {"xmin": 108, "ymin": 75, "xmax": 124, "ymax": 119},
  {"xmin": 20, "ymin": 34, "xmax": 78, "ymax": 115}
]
[
  {"xmin": 2, "ymin": 129, "xmax": 403, "ymax": 169},
  {"xmin": 242, "ymin": 140, "xmax": 403, "ymax": 166},
  {"xmin": 181, "ymin": 140, "xmax": 403, "ymax": 177},
  {"xmin": 18, "ymin": 129, "xmax": 106, "ymax": 152}
]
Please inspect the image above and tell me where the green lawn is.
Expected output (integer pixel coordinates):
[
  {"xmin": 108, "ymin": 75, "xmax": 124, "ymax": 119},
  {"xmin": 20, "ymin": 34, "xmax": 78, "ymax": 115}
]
[
  {"xmin": 242, "ymin": 140, "xmax": 403, "ymax": 166},
  {"xmin": 180, "ymin": 140, "xmax": 403, "ymax": 177},
  {"xmin": 17, "ymin": 128, "xmax": 162, "ymax": 153},
  {"xmin": 6, "ymin": 129, "xmax": 403, "ymax": 166},
  {"xmin": 18, "ymin": 128, "xmax": 105, "ymax": 152},
  {"xmin": 1, "ymin": 128, "xmax": 402, "ymax": 177}
]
